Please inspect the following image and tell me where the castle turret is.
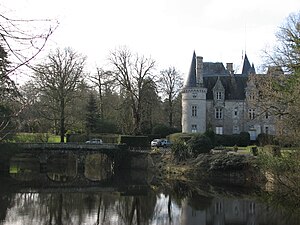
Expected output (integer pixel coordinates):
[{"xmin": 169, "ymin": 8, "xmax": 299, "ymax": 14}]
[{"xmin": 182, "ymin": 52, "xmax": 207, "ymax": 133}]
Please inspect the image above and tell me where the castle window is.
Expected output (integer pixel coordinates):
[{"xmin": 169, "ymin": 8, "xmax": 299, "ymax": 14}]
[
  {"xmin": 191, "ymin": 124, "xmax": 197, "ymax": 133},
  {"xmin": 265, "ymin": 126, "xmax": 269, "ymax": 134},
  {"xmin": 191, "ymin": 106, "xmax": 197, "ymax": 117},
  {"xmin": 265, "ymin": 111, "xmax": 269, "ymax": 119},
  {"xmin": 216, "ymin": 126, "xmax": 223, "ymax": 135},
  {"xmin": 248, "ymin": 109, "xmax": 255, "ymax": 120},
  {"xmin": 234, "ymin": 107, "xmax": 238, "ymax": 117},
  {"xmin": 216, "ymin": 91, "xmax": 222, "ymax": 100},
  {"xmin": 248, "ymin": 92, "xmax": 256, "ymax": 100},
  {"xmin": 215, "ymin": 108, "xmax": 223, "ymax": 119}
]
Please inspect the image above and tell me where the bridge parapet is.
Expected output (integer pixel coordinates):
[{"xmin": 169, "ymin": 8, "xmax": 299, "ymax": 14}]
[{"xmin": 21, "ymin": 143, "xmax": 121, "ymax": 151}]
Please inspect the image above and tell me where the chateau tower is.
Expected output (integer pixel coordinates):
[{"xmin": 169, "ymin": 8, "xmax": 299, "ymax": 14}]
[{"xmin": 182, "ymin": 52, "xmax": 207, "ymax": 133}]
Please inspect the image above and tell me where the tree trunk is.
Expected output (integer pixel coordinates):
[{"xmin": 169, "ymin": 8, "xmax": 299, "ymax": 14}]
[
  {"xmin": 60, "ymin": 99, "xmax": 65, "ymax": 143},
  {"xmin": 168, "ymin": 99, "xmax": 173, "ymax": 127}
]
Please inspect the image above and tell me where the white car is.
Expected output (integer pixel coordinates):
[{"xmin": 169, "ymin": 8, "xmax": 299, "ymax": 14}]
[{"xmin": 85, "ymin": 138, "xmax": 103, "ymax": 144}]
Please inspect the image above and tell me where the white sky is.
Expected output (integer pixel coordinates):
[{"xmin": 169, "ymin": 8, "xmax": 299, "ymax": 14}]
[{"xmin": 2, "ymin": 0, "xmax": 300, "ymax": 81}]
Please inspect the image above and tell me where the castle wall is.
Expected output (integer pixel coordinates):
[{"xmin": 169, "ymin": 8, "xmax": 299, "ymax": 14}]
[
  {"xmin": 182, "ymin": 88, "xmax": 207, "ymax": 133},
  {"xmin": 206, "ymin": 100, "xmax": 246, "ymax": 134}
]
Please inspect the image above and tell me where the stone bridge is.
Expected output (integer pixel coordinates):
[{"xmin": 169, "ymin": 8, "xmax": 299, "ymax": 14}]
[{"xmin": 0, "ymin": 143, "xmax": 153, "ymax": 173}]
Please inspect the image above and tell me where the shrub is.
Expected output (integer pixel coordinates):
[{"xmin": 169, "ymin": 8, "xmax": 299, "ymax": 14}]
[
  {"xmin": 187, "ymin": 134, "xmax": 213, "ymax": 157},
  {"xmin": 171, "ymin": 140, "xmax": 190, "ymax": 162},
  {"xmin": 263, "ymin": 145, "xmax": 281, "ymax": 157},
  {"xmin": 237, "ymin": 132, "xmax": 251, "ymax": 147},
  {"xmin": 118, "ymin": 135, "xmax": 150, "ymax": 148},
  {"xmin": 257, "ymin": 133, "xmax": 276, "ymax": 146},
  {"xmin": 152, "ymin": 124, "xmax": 180, "ymax": 138},
  {"xmin": 204, "ymin": 129, "xmax": 215, "ymax": 145},
  {"xmin": 168, "ymin": 133, "xmax": 193, "ymax": 143},
  {"xmin": 215, "ymin": 132, "xmax": 250, "ymax": 147}
]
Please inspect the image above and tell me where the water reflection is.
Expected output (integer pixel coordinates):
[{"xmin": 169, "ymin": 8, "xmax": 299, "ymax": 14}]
[
  {"xmin": 1, "ymin": 187, "xmax": 299, "ymax": 225},
  {"xmin": 9, "ymin": 153, "xmax": 40, "ymax": 181},
  {"xmin": 1, "ymin": 156, "xmax": 299, "ymax": 225},
  {"xmin": 85, "ymin": 154, "xmax": 113, "ymax": 181},
  {"xmin": 47, "ymin": 154, "xmax": 77, "ymax": 182}
]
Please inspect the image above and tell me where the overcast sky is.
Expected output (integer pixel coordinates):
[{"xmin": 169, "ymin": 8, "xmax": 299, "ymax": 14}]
[{"xmin": 2, "ymin": 0, "xmax": 300, "ymax": 81}]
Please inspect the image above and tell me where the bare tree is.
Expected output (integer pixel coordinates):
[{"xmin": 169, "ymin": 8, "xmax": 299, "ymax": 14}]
[
  {"xmin": 158, "ymin": 67, "xmax": 183, "ymax": 127},
  {"xmin": 258, "ymin": 12, "xmax": 300, "ymax": 145},
  {"xmin": 33, "ymin": 48, "xmax": 86, "ymax": 142},
  {"xmin": 90, "ymin": 68, "xmax": 115, "ymax": 119},
  {"xmin": 108, "ymin": 47, "xmax": 155, "ymax": 135},
  {"xmin": 0, "ymin": 10, "xmax": 57, "ymax": 141},
  {"xmin": 263, "ymin": 12, "xmax": 300, "ymax": 73},
  {"xmin": 0, "ymin": 13, "xmax": 58, "ymax": 75}
]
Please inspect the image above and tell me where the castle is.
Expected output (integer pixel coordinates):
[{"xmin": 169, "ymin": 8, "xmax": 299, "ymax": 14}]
[{"xmin": 181, "ymin": 51, "xmax": 276, "ymax": 140}]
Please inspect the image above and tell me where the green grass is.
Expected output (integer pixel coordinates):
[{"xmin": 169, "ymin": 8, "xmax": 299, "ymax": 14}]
[{"xmin": 8, "ymin": 133, "xmax": 64, "ymax": 143}]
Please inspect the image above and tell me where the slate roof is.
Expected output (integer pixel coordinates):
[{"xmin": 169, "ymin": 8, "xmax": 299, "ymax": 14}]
[
  {"xmin": 184, "ymin": 52, "xmax": 254, "ymax": 100},
  {"xmin": 204, "ymin": 76, "xmax": 248, "ymax": 100},
  {"xmin": 184, "ymin": 51, "xmax": 197, "ymax": 87},
  {"xmin": 241, "ymin": 54, "xmax": 256, "ymax": 75},
  {"xmin": 203, "ymin": 62, "xmax": 228, "ymax": 76}
]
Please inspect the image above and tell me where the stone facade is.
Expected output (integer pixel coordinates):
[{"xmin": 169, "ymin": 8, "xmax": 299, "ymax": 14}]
[{"xmin": 182, "ymin": 52, "xmax": 276, "ymax": 140}]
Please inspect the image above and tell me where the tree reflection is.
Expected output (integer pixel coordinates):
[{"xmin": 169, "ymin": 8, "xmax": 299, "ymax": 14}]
[{"xmin": 85, "ymin": 154, "xmax": 113, "ymax": 181}]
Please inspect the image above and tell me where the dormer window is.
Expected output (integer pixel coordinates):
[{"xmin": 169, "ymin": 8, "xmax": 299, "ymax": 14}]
[
  {"xmin": 249, "ymin": 109, "xmax": 255, "ymax": 120},
  {"xmin": 216, "ymin": 92, "xmax": 222, "ymax": 100}
]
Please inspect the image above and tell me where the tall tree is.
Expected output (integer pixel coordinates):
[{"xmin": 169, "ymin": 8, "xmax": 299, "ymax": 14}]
[
  {"xmin": 108, "ymin": 47, "xmax": 155, "ymax": 135},
  {"xmin": 258, "ymin": 12, "xmax": 300, "ymax": 145},
  {"xmin": 90, "ymin": 68, "xmax": 115, "ymax": 119},
  {"xmin": 0, "ymin": 13, "xmax": 57, "ymax": 75},
  {"xmin": 86, "ymin": 92, "xmax": 99, "ymax": 135},
  {"xmin": 33, "ymin": 48, "xmax": 86, "ymax": 142},
  {"xmin": 158, "ymin": 67, "xmax": 183, "ymax": 127}
]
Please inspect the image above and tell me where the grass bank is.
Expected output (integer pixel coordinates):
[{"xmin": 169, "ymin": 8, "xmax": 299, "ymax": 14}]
[{"xmin": 7, "ymin": 133, "xmax": 63, "ymax": 143}]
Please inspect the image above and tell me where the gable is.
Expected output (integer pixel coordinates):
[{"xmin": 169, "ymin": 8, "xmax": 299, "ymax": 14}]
[{"xmin": 204, "ymin": 76, "xmax": 248, "ymax": 100}]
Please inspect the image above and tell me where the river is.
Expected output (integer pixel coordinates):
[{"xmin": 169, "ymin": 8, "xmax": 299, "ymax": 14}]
[{"xmin": 0, "ymin": 153, "xmax": 299, "ymax": 225}]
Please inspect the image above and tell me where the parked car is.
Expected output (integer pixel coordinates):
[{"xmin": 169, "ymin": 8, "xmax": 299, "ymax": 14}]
[
  {"xmin": 85, "ymin": 138, "xmax": 103, "ymax": 144},
  {"xmin": 159, "ymin": 139, "xmax": 172, "ymax": 148},
  {"xmin": 151, "ymin": 139, "xmax": 161, "ymax": 147},
  {"xmin": 151, "ymin": 139, "xmax": 172, "ymax": 148}
]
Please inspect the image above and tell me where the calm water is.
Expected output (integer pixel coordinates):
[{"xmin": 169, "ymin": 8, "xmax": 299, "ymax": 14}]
[{"xmin": 0, "ymin": 153, "xmax": 299, "ymax": 225}]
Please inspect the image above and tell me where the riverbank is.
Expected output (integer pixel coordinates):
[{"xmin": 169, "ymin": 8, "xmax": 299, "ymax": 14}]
[{"xmin": 150, "ymin": 151, "xmax": 266, "ymax": 188}]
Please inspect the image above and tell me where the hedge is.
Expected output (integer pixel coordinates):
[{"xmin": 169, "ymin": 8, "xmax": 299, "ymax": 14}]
[
  {"xmin": 69, "ymin": 133, "xmax": 119, "ymax": 143},
  {"xmin": 118, "ymin": 135, "xmax": 150, "ymax": 148}
]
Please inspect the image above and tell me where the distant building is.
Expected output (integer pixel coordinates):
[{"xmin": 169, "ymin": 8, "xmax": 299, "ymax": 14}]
[{"xmin": 181, "ymin": 51, "xmax": 276, "ymax": 140}]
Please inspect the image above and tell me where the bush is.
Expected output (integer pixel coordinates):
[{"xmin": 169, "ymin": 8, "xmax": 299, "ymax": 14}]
[
  {"xmin": 187, "ymin": 134, "xmax": 213, "ymax": 157},
  {"xmin": 257, "ymin": 133, "xmax": 276, "ymax": 146},
  {"xmin": 215, "ymin": 132, "xmax": 250, "ymax": 147},
  {"xmin": 171, "ymin": 140, "xmax": 190, "ymax": 161},
  {"xmin": 263, "ymin": 145, "xmax": 281, "ymax": 157},
  {"xmin": 118, "ymin": 135, "xmax": 150, "ymax": 148},
  {"xmin": 152, "ymin": 124, "xmax": 180, "ymax": 138},
  {"xmin": 168, "ymin": 133, "xmax": 193, "ymax": 143},
  {"xmin": 204, "ymin": 129, "xmax": 215, "ymax": 145}
]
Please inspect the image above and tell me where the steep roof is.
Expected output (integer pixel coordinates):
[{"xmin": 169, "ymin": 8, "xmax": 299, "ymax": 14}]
[
  {"xmin": 204, "ymin": 76, "xmax": 248, "ymax": 100},
  {"xmin": 184, "ymin": 51, "xmax": 197, "ymax": 88},
  {"xmin": 203, "ymin": 62, "xmax": 228, "ymax": 76},
  {"xmin": 241, "ymin": 54, "xmax": 256, "ymax": 75}
]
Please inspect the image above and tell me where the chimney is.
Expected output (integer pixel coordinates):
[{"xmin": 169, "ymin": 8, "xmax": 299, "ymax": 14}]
[
  {"xmin": 196, "ymin": 56, "xmax": 203, "ymax": 86},
  {"xmin": 226, "ymin": 63, "xmax": 234, "ymax": 75}
]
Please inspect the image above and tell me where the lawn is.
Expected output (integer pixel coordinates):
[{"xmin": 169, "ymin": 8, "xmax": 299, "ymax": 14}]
[{"xmin": 9, "ymin": 133, "xmax": 64, "ymax": 143}]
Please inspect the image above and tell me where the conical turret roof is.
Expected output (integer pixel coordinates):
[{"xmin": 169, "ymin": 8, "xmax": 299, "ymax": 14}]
[
  {"xmin": 241, "ymin": 54, "xmax": 256, "ymax": 75},
  {"xmin": 184, "ymin": 51, "xmax": 197, "ymax": 87}
]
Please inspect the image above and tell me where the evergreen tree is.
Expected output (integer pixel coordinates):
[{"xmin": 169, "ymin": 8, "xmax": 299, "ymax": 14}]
[{"xmin": 86, "ymin": 93, "xmax": 99, "ymax": 134}]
